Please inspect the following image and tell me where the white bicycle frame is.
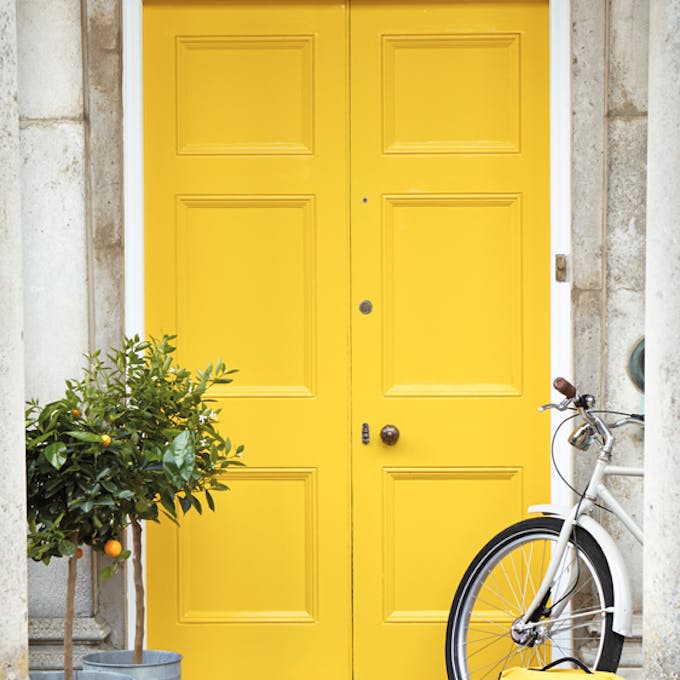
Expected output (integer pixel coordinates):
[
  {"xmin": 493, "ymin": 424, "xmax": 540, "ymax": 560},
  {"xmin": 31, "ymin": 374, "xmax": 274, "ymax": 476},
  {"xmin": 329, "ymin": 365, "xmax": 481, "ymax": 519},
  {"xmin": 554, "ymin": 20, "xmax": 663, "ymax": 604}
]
[{"xmin": 519, "ymin": 419, "xmax": 643, "ymax": 640}]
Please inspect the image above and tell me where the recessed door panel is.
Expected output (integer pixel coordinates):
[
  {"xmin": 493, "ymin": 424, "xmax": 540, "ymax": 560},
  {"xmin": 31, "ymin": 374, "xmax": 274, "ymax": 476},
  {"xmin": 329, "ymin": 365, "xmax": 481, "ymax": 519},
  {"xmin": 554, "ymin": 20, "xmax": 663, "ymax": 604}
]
[
  {"xmin": 382, "ymin": 33, "xmax": 521, "ymax": 154},
  {"xmin": 382, "ymin": 194, "xmax": 523, "ymax": 396},
  {"xmin": 175, "ymin": 35, "xmax": 315, "ymax": 155},
  {"xmin": 176, "ymin": 195, "xmax": 317, "ymax": 395}
]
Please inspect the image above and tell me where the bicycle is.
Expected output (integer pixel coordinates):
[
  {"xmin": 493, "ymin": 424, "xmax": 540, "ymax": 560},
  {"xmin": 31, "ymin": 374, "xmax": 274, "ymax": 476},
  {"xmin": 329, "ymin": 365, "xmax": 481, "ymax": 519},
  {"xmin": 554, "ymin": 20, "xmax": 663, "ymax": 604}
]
[{"xmin": 445, "ymin": 377, "xmax": 644, "ymax": 680}]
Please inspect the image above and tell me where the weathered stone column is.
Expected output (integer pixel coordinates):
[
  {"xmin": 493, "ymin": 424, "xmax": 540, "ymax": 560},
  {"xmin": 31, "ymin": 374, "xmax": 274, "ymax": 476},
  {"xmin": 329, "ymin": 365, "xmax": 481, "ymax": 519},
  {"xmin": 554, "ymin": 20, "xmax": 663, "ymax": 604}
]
[
  {"xmin": 644, "ymin": 1, "xmax": 680, "ymax": 677},
  {"xmin": 17, "ymin": 0, "xmax": 102, "ymax": 668},
  {"xmin": 0, "ymin": 1, "xmax": 29, "ymax": 677}
]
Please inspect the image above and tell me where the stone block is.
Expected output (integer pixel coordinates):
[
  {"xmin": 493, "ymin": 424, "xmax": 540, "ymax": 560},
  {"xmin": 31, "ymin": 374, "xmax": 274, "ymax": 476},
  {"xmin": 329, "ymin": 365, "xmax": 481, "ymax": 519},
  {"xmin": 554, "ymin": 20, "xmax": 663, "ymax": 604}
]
[
  {"xmin": 600, "ymin": 284, "xmax": 644, "ymax": 607},
  {"xmin": 21, "ymin": 121, "xmax": 89, "ymax": 405},
  {"xmin": 85, "ymin": 0, "xmax": 120, "ymax": 52},
  {"xmin": 603, "ymin": 287, "xmax": 645, "ymax": 407},
  {"xmin": 572, "ymin": 287, "xmax": 603, "ymax": 390},
  {"xmin": 571, "ymin": 0, "xmax": 606, "ymax": 291},
  {"xmin": 17, "ymin": 0, "xmax": 84, "ymax": 119},
  {"xmin": 29, "ymin": 616, "xmax": 111, "ymax": 671},
  {"xmin": 606, "ymin": 117, "xmax": 647, "ymax": 294},
  {"xmin": 28, "ymin": 553, "xmax": 93, "ymax": 619},
  {"xmin": 83, "ymin": 6, "xmax": 124, "ymax": 355},
  {"xmin": 608, "ymin": 0, "xmax": 650, "ymax": 115}
]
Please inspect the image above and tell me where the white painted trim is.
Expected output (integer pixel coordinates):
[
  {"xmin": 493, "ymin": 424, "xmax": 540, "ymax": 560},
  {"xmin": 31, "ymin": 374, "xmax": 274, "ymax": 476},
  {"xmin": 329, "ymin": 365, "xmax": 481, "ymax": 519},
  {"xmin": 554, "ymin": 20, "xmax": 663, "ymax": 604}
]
[
  {"xmin": 123, "ymin": 0, "xmax": 145, "ymax": 341},
  {"xmin": 122, "ymin": 0, "xmax": 574, "ymax": 647},
  {"xmin": 549, "ymin": 0, "xmax": 574, "ymax": 511},
  {"xmin": 122, "ymin": 0, "xmax": 145, "ymax": 650}
]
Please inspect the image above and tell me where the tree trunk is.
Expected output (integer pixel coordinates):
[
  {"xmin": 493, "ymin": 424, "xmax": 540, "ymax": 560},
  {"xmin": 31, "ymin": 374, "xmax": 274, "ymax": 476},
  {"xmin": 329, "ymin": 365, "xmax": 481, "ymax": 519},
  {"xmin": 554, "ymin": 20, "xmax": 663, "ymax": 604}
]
[
  {"xmin": 132, "ymin": 519, "xmax": 145, "ymax": 664},
  {"xmin": 64, "ymin": 536, "xmax": 78, "ymax": 680}
]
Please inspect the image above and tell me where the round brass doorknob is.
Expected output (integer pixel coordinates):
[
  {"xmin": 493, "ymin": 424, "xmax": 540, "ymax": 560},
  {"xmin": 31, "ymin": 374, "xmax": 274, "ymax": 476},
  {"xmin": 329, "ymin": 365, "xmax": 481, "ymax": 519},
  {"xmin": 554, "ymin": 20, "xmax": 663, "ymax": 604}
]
[{"xmin": 380, "ymin": 424, "xmax": 400, "ymax": 445}]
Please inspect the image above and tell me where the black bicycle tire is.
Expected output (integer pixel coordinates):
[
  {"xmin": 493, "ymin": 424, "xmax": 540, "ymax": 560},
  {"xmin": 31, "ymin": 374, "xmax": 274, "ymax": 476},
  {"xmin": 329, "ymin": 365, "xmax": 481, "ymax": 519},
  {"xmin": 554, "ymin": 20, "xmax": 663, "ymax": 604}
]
[{"xmin": 445, "ymin": 516, "xmax": 624, "ymax": 680}]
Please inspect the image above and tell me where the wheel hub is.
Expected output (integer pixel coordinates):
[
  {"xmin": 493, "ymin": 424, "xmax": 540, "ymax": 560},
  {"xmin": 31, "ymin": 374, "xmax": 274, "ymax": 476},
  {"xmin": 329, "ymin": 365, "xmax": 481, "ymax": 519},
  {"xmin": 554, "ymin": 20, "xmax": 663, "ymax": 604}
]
[{"xmin": 510, "ymin": 618, "xmax": 549, "ymax": 647}]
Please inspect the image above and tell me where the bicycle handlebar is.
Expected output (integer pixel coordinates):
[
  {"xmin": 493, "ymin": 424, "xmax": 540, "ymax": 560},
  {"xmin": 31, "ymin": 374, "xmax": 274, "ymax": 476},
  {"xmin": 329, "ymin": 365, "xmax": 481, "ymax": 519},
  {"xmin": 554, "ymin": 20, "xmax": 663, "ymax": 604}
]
[
  {"xmin": 553, "ymin": 377, "xmax": 576, "ymax": 399},
  {"xmin": 542, "ymin": 377, "xmax": 644, "ymax": 458}
]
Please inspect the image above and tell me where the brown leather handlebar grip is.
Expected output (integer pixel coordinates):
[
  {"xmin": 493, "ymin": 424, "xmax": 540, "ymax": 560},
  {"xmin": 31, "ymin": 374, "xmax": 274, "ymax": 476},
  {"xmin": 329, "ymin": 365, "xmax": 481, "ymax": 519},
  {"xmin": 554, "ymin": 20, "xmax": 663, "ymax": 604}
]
[{"xmin": 553, "ymin": 377, "xmax": 576, "ymax": 399}]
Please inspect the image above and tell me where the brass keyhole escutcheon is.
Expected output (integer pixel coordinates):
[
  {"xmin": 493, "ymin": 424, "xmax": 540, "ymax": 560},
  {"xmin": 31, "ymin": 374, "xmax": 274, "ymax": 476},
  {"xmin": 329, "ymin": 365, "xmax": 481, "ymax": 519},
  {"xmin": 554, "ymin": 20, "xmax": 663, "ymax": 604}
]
[{"xmin": 359, "ymin": 299, "xmax": 373, "ymax": 315}]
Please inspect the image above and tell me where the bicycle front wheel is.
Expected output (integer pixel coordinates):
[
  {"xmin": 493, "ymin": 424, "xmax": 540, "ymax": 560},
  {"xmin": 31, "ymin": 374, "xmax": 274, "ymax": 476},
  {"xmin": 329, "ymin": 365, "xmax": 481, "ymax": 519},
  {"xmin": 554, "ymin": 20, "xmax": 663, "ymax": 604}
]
[{"xmin": 445, "ymin": 516, "xmax": 623, "ymax": 680}]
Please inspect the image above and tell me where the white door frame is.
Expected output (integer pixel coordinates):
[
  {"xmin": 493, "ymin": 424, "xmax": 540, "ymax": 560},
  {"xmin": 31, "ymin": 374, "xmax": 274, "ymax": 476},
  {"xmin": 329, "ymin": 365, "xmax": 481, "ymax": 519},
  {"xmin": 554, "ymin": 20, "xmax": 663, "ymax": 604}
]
[{"xmin": 122, "ymin": 0, "xmax": 573, "ymax": 648}]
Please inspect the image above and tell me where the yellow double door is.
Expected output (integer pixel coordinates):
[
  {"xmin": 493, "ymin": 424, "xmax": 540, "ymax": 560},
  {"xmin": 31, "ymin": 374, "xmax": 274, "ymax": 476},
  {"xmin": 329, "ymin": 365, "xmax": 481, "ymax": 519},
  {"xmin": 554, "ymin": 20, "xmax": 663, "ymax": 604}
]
[{"xmin": 144, "ymin": 2, "xmax": 549, "ymax": 679}]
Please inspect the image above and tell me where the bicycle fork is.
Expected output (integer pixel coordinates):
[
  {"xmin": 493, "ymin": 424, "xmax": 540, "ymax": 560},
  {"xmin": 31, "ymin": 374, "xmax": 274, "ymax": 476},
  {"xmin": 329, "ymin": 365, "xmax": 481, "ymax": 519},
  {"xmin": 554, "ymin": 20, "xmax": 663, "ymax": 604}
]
[{"xmin": 518, "ymin": 502, "xmax": 593, "ymax": 632}]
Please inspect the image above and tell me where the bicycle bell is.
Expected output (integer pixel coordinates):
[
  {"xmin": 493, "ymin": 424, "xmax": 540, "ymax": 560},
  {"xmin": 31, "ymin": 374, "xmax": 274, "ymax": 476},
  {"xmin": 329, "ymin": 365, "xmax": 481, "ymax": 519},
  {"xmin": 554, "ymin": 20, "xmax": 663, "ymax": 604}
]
[{"xmin": 568, "ymin": 422, "xmax": 596, "ymax": 451}]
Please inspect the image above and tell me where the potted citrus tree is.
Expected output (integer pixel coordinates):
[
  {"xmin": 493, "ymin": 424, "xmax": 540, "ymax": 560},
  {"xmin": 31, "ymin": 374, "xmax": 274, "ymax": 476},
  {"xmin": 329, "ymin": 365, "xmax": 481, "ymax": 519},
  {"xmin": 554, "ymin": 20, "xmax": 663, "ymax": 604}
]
[
  {"xmin": 76, "ymin": 335, "xmax": 244, "ymax": 679},
  {"xmin": 26, "ymin": 377, "xmax": 133, "ymax": 680}
]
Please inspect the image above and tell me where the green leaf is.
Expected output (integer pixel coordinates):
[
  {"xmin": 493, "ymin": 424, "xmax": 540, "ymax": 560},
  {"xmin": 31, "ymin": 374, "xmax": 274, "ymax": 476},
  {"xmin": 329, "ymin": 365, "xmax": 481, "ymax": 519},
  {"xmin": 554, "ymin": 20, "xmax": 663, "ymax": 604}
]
[
  {"xmin": 59, "ymin": 540, "xmax": 77, "ymax": 558},
  {"xmin": 100, "ymin": 564, "xmax": 116, "ymax": 581},
  {"xmin": 116, "ymin": 490, "xmax": 136, "ymax": 500},
  {"xmin": 44, "ymin": 442, "xmax": 68, "ymax": 470},
  {"xmin": 162, "ymin": 430, "xmax": 195, "ymax": 486},
  {"xmin": 160, "ymin": 495, "xmax": 177, "ymax": 518},
  {"xmin": 191, "ymin": 495, "xmax": 202, "ymax": 514},
  {"xmin": 179, "ymin": 495, "xmax": 192, "ymax": 514},
  {"xmin": 27, "ymin": 430, "xmax": 55, "ymax": 448},
  {"xmin": 66, "ymin": 431, "xmax": 105, "ymax": 443},
  {"xmin": 135, "ymin": 499, "xmax": 151, "ymax": 514},
  {"xmin": 205, "ymin": 489, "xmax": 215, "ymax": 512}
]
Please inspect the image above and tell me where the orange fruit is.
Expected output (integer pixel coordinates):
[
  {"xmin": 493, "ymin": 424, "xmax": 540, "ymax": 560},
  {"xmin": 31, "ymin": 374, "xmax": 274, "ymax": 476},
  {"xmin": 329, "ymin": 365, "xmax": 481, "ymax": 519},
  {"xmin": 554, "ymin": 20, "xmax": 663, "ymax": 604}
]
[
  {"xmin": 71, "ymin": 409, "xmax": 80, "ymax": 417},
  {"xmin": 100, "ymin": 434, "xmax": 112, "ymax": 447},
  {"xmin": 104, "ymin": 539, "xmax": 122, "ymax": 558},
  {"xmin": 76, "ymin": 547, "xmax": 83, "ymax": 559}
]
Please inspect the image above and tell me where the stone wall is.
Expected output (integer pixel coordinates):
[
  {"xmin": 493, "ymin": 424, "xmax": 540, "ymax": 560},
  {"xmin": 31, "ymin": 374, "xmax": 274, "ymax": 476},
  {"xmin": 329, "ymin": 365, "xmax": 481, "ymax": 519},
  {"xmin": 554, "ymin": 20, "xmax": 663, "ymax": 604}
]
[
  {"xmin": 0, "ymin": 1, "xmax": 30, "ymax": 676},
  {"xmin": 17, "ymin": 0, "xmax": 124, "ymax": 668},
  {"xmin": 571, "ymin": 1, "xmax": 648, "ymax": 676}
]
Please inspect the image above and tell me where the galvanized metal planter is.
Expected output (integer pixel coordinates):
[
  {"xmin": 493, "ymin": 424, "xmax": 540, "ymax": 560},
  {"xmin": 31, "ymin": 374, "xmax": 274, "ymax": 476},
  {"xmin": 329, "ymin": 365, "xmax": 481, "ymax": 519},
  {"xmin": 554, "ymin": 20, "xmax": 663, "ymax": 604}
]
[
  {"xmin": 30, "ymin": 671, "xmax": 133, "ymax": 680},
  {"xmin": 81, "ymin": 651, "xmax": 182, "ymax": 680}
]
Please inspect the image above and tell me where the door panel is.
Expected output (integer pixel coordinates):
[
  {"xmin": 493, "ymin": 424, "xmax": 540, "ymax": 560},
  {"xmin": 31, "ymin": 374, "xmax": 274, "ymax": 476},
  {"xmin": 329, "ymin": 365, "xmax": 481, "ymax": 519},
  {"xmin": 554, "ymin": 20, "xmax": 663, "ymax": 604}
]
[
  {"xmin": 144, "ymin": 3, "xmax": 350, "ymax": 680},
  {"xmin": 350, "ymin": 2, "xmax": 549, "ymax": 679}
]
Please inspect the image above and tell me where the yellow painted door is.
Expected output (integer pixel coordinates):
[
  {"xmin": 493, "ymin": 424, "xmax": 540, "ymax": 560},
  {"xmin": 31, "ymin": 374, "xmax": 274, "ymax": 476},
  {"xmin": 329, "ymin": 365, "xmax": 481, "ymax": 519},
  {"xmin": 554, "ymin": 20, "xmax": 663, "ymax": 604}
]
[
  {"xmin": 350, "ymin": 3, "xmax": 549, "ymax": 679},
  {"xmin": 144, "ymin": 2, "xmax": 549, "ymax": 680},
  {"xmin": 143, "ymin": 3, "xmax": 351, "ymax": 680}
]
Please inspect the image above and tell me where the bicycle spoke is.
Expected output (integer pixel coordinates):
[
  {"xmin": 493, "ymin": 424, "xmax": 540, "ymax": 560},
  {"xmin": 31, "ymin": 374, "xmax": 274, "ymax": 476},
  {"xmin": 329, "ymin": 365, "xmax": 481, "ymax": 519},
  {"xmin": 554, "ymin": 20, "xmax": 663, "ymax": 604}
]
[
  {"xmin": 499, "ymin": 554, "xmax": 524, "ymax": 613},
  {"xmin": 521, "ymin": 539, "xmax": 536, "ymax": 606},
  {"xmin": 463, "ymin": 632, "xmax": 510, "ymax": 645},
  {"xmin": 473, "ymin": 641, "xmax": 519, "ymax": 680},
  {"xmin": 489, "ymin": 567, "xmax": 522, "ymax": 613},
  {"xmin": 470, "ymin": 594, "xmax": 520, "ymax": 620},
  {"xmin": 521, "ymin": 539, "xmax": 539, "ymax": 602},
  {"xmin": 485, "ymin": 571, "xmax": 523, "ymax": 615},
  {"xmin": 478, "ymin": 581, "xmax": 522, "ymax": 615},
  {"xmin": 466, "ymin": 633, "xmax": 514, "ymax": 660}
]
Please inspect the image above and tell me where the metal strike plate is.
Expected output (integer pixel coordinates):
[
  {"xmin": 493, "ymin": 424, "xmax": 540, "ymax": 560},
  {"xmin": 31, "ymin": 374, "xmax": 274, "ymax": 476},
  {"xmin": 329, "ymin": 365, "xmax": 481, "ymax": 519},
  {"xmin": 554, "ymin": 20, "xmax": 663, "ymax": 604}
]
[{"xmin": 555, "ymin": 254, "xmax": 568, "ymax": 282}]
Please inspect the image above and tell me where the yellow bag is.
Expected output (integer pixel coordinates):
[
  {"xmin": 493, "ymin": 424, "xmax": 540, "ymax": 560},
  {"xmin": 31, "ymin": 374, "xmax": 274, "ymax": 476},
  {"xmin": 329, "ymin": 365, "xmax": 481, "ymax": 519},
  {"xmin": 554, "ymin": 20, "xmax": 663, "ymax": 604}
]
[{"xmin": 499, "ymin": 657, "xmax": 624, "ymax": 679}]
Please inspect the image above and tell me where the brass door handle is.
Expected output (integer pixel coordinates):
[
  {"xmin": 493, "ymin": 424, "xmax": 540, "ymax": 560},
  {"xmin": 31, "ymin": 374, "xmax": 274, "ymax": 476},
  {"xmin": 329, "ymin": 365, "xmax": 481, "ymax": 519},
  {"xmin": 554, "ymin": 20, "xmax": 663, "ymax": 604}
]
[{"xmin": 380, "ymin": 424, "xmax": 400, "ymax": 445}]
